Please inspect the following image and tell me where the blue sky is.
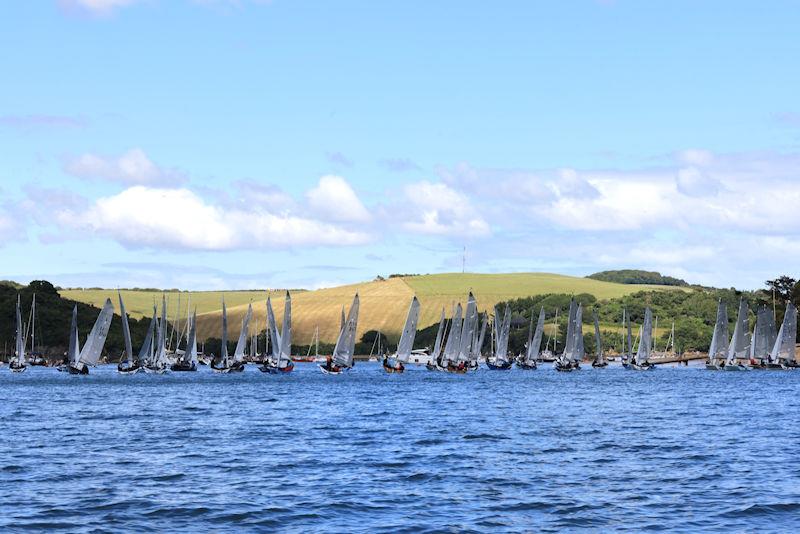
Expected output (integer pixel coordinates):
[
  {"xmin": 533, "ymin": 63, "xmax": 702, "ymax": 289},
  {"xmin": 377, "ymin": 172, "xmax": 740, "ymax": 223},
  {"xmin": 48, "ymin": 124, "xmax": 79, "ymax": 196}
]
[{"xmin": 1, "ymin": 0, "xmax": 799, "ymax": 290}]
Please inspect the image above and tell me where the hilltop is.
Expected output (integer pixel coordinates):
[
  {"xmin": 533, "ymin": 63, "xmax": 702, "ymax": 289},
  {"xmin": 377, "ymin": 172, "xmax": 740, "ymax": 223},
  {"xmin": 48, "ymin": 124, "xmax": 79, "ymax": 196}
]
[{"xmin": 587, "ymin": 270, "xmax": 689, "ymax": 287}]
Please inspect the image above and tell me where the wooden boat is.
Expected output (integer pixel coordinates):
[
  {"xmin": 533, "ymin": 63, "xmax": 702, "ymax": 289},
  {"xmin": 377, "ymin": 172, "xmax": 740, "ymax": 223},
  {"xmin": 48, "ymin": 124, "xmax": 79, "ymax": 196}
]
[
  {"xmin": 260, "ymin": 292, "xmax": 296, "ymax": 374},
  {"xmin": 319, "ymin": 294, "xmax": 359, "ymax": 375}
]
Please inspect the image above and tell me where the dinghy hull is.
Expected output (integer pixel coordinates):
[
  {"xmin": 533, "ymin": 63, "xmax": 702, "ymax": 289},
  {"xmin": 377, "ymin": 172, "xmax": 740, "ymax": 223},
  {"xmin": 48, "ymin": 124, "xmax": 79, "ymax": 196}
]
[
  {"xmin": 486, "ymin": 361, "xmax": 512, "ymax": 370},
  {"xmin": 259, "ymin": 362, "xmax": 295, "ymax": 374},
  {"xmin": 170, "ymin": 362, "xmax": 197, "ymax": 372},
  {"xmin": 516, "ymin": 361, "xmax": 537, "ymax": 370}
]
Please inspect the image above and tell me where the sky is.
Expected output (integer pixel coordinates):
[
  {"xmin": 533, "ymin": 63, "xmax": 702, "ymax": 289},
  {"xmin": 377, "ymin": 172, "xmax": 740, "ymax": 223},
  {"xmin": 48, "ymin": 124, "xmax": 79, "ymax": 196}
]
[{"xmin": 1, "ymin": 0, "xmax": 799, "ymax": 291}]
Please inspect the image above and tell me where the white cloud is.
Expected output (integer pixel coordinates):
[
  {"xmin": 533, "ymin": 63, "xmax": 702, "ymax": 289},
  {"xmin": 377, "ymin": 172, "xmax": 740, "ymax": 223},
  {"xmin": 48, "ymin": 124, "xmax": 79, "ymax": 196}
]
[
  {"xmin": 305, "ymin": 175, "xmax": 370, "ymax": 223},
  {"xmin": 675, "ymin": 166, "xmax": 721, "ymax": 197},
  {"xmin": 402, "ymin": 181, "xmax": 490, "ymax": 237},
  {"xmin": 63, "ymin": 148, "xmax": 185, "ymax": 186},
  {"xmin": 56, "ymin": 186, "xmax": 371, "ymax": 251},
  {"xmin": 58, "ymin": 0, "xmax": 139, "ymax": 16}
]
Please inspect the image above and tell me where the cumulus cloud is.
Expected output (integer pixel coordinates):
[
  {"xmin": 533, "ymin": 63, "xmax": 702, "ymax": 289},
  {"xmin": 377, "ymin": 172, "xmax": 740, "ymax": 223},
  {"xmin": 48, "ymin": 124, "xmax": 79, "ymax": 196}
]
[
  {"xmin": 402, "ymin": 181, "xmax": 490, "ymax": 237},
  {"xmin": 675, "ymin": 167, "xmax": 721, "ymax": 197},
  {"xmin": 306, "ymin": 175, "xmax": 370, "ymax": 223},
  {"xmin": 63, "ymin": 148, "xmax": 186, "ymax": 186},
  {"xmin": 60, "ymin": 186, "xmax": 371, "ymax": 251}
]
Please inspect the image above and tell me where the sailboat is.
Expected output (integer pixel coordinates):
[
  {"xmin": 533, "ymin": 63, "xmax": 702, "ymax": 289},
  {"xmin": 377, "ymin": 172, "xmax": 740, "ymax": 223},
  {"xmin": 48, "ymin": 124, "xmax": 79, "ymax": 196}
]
[
  {"xmin": 27, "ymin": 294, "xmax": 46, "ymax": 366},
  {"xmin": 426, "ymin": 308, "xmax": 447, "ymax": 371},
  {"xmin": 172, "ymin": 309, "xmax": 199, "ymax": 371},
  {"xmin": 555, "ymin": 299, "xmax": 582, "ymax": 372},
  {"xmin": 64, "ymin": 299, "xmax": 115, "ymax": 375},
  {"xmin": 705, "ymin": 299, "xmax": 729, "ymax": 370},
  {"xmin": 723, "ymin": 298, "xmax": 750, "ymax": 371},
  {"xmin": 469, "ymin": 311, "xmax": 488, "ymax": 370},
  {"xmin": 749, "ymin": 306, "xmax": 776, "ymax": 368},
  {"xmin": 320, "ymin": 294, "xmax": 359, "ymax": 374},
  {"xmin": 517, "ymin": 306, "xmax": 544, "ymax": 370},
  {"xmin": 446, "ymin": 293, "xmax": 478, "ymax": 373},
  {"xmin": 299, "ymin": 326, "xmax": 321, "ymax": 363},
  {"xmin": 628, "ymin": 307, "xmax": 656, "ymax": 371},
  {"xmin": 117, "ymin": 292, "xmax": 142, "ymax": 374},
  {"xmin": 143, "ymin": 296, "xmax": 170, "ymax": 374},
  {"xmin": 9, "ymin": 295, "xmax": 27, "ymax": 372},
  {"xmin": 591, "ymin": 309, "xmax": 608, "ymax": 368},
  {"xmin": 383, "ymin": 296, "xmax": 421, "ymax": 373},
  {"xmin": 438, "ymin": 303, "xmax": 462, "ymax": 371},
  {"xmin": 762, "ymin": 302, "xmax": 797, "ymax": 370},
  {"xmin": 260, "ymin": 292, "xmax": 295, "ymax": 374},
  {"xmin": 487, "ymin": 304, "xmax": 513, "ymax": 370},
  {"xmin": 212, "ymin": 300, "xmax": 249, "ymax": 373}
]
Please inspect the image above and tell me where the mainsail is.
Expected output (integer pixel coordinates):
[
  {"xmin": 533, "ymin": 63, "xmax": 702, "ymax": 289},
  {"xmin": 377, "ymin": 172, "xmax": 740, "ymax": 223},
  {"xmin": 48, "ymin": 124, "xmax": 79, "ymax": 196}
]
[
  {"xmin": 332, "ymin": 294, "xmax": 360, "ymax": 368},
  {"xmin": 152, "ymin": 295, "xmax": 168, "ymax": 368},
  {"xmin": 68, "ymin": 305, "xmax": 80, "ymax": 366},
  {"xmin": 494, "ymin": 304, "xmax": 512, "ymax": 364},
  {"xmin": 233, "ymin": 304, "xmax": 253, "ymax": 363},
  {"xmin": 396, "ymin": 297, "xmax": 420, "ymax": 363},
  {"xmin": 430, "ymin": 308, "xmax": 446, "ymax": 363},
  {"xmin": 457, "ymin": 293, "xmax": 478, "ymax": 362},
  {"xmin": 525, "ymin": 307, "xmax": 545, "ymax": 364},
  {"xmin": 138, "ymin": 307, "xmax": 157, "ymax": 365},
  {"xmin": 119, "ymin": 292, "xmax": 134, "ymax": 366},
  {"xmin": 708, "ymin": 299, "xmax": 729, "ymax": 364},
  {"xmin": 769, "ymin": 302, "xmax": 797, "ymax": 364},
  {"xmin": 593, "ymin": 309, "xmax": 604, "ymax": 365},
  {"xmin": 184, "ymin": 310, "xmax": 198, "ymax": 366},
  {"xmin": 14, "ymin": 295, "xmax": 25, "ymax": 366},
  {"xmin": 267, "ymin": 295, "xmax": 292, "ymax": 367},
  {"xmin": 574, "ymin": 304, "xmax": 584, "ymax": 363},
  {"xmin": 78, "ymin": 298, "xmax": 115, "ymax": 367},
  {"xmin": 634, "ymin": 307, "xmax": 653, "ymax": 366},
  {"xmin": 442, "ymin": 304, "xmax": 463, "ymax": 364},
  {"xmin": 280, "ymin": 292, "xmax": 292, "ymax": 362},
  {"xmin": 472, "ymin": 312, "xmax": 488, "ymax": 362},
  {"xmin": 725, "ymin": 298, "xmax": 749, "ymax": 365}
]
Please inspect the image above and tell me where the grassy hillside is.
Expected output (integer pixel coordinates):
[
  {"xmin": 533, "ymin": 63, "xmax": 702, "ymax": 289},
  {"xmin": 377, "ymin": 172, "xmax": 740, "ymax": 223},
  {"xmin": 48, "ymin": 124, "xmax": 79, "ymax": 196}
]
[{"xmin": 193, "ymin": 272, "xmax": 681, "ymax": 343}]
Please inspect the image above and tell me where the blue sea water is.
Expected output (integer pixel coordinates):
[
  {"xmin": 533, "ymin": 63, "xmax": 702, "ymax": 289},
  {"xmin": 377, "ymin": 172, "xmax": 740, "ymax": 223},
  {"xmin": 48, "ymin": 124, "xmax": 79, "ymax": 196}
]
[{"xmin": 2, "ymin": 362, "xmax": 800, "ymax": 533}]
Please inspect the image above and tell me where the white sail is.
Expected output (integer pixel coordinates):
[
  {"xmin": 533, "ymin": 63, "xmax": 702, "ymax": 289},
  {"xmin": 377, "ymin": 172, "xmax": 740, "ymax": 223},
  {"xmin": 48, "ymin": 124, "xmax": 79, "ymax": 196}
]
[
  {"xmin": 138, "ymin": 307, "xmax": 157, "ymax": 364},
  {"xmin": 185, "ymin": 310, "xmax": 198, "ymax": 366},
  {"xmin": 442, "ymin": 304, "xmax": 463, "ymax": 364},
  {"xmin": 332, "ymin": 294, "xmax": 359, "ymax": 368},
  {"xmin": 220, "ymin": 298, "xmax": 229, "ymax": 367},
  {"xmin": 457, "ymin": 293, "xmax": 478, "ymax": 362},
  {"xmin": 396, "ymin": 297, "xmax": 420, "ymax": 363},
  {"xmin": 234, "ymin": 303, "xmax": 253, "ymax": 362},
  {"xmin": 725, "ymin": 298, "xmax": 749, "ymax": 365},
  {"xmin": 494, "ymin": 304, "xmax": 512, "ymax": 364},
  {"xmin": 560, "ymin": 299, "xmax": 577, "ymax": 364},
  {"xmin": 574, "ymin": 304, "xmax": 584, "ymax": 363},
  {"xmin": 118, "ymin": 292, "xmax": 134, "ymax": 365},
  {"xmin": 78, "ymin": 298, "xmax": 115, "ymax": 367},
  {"xmin": 708, "ymin": 299, "xmax": 729, "ymax": 364},
  {"xmin": 526, "ymin": 307, "xmax": 545, "ymax": 364},
  {"xmin": 593, "ymin": 309, "xmax": 604, "ymax": 365},
  {"xmin": 68, "ymin": 305, "xmax": 80, "ymax": 366},
  {"xmin": 430, "ymin": 308, "xmax": 446, "ymax": 362},
  {"xmin": 635, "ymin": 307, "xmax": 653, "ymax": 366},
  {"xmin": 152, "ymin": 295, "xmax": 168, "ymax": 368},
  {"xmin": 769, "ymin": 302, "xmax": 797, "ymax": 364},
  {"xmin": 266, "ymin": 296, "xmax": 284, "ymax": 365},
  {"xmin": 472, "ymin": 312, "xmax": 488, "ymax": 362},
  {"xmin": 14, "ymin": 295, "xmax": 25, "ymax": 365},
  {"xmin": 280, "ymin": 292, "xmax": 292, "ymax": 362}
]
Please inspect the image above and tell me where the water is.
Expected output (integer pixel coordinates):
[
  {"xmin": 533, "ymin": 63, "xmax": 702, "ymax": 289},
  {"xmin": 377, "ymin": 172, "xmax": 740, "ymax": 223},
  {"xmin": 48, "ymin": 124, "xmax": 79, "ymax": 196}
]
[{"xmin": 2, "ymin": 363, "xmax": 800, "ymax": 533}]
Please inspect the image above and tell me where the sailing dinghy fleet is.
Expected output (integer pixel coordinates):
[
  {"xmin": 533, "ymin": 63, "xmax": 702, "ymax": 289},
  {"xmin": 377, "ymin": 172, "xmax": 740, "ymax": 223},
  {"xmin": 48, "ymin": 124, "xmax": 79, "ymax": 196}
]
[{"xmin": 3, "ymin": 289, "xmax": 799, "ymax": 375}]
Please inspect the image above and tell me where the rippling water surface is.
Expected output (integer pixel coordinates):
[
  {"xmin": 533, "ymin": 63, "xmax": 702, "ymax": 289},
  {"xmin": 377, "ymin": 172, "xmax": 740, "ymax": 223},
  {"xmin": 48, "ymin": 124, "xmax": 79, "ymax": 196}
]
[{"xmin": 2, "ymin": 363, "xmax": 800, "ymax": 532}]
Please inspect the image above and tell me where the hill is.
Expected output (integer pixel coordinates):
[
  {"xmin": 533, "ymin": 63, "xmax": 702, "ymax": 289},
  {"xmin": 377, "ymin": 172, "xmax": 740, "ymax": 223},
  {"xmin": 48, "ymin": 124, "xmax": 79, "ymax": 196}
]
[
  {"xmin": 587, "ymin": 270, "xmax": 688, "ymax": 287},
  {"xmin": 191, "ymin": 272, "xmax": 682, "ymax": 343}
]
